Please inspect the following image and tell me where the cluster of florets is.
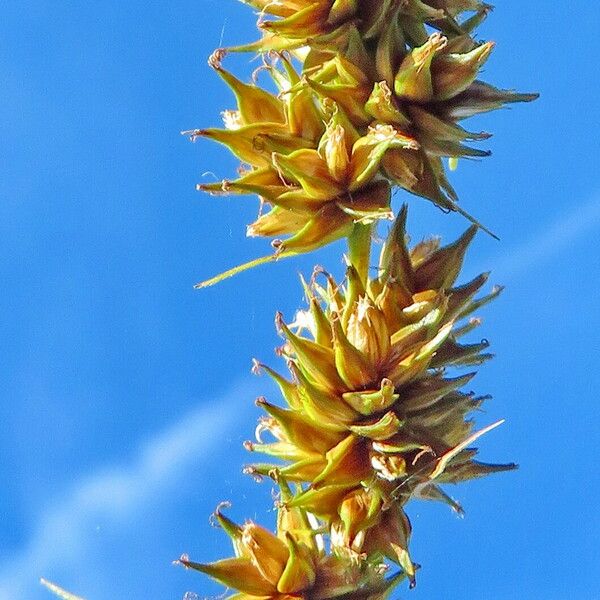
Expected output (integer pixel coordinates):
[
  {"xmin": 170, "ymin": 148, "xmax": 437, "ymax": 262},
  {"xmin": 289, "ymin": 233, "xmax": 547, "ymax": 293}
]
[
  {"xmin": 242, "ymin": 207, "xmax": 513, "ymax": 587},
  {"xmin": 186, "ymin": 2, "xmax": 535, "ymax": 254}
]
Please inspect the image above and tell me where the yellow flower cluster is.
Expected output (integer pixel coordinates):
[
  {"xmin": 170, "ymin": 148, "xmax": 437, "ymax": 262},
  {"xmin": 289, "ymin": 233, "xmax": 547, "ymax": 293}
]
[
  {"xmin": 186, "ymin": 4, "xmax": 536, "ymax": 255},
  {"xmin": 235, "ymin": 0, "xmax": 494, "ymax": 54},
  {"xmin": 244, "ymin": 207, "xmax": 513, "ymax": 586},
  {"xmin": 179, "ymin": 491, "xmax": 406, "ymax": 599}
]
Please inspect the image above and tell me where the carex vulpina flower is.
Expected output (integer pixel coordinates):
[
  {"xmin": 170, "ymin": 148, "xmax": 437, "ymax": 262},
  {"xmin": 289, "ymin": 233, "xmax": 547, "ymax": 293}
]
[
  {"xmin": 189, "ymin": 31, "xmax": 536, "ymax": 259},
  {"xmin": 244, "ymin": 206, "xmax": 515, "ymax": 579},
  {"xmin": 178, "ymin": 495, "xmax": 406, "ymax": 599},
  {"xmin": 209, "ymin": 0, "xmax": 537, "ymax": 233},
  {"xmin": 178, "ymin": 0, "xmax": 536, "ymax": 594}
]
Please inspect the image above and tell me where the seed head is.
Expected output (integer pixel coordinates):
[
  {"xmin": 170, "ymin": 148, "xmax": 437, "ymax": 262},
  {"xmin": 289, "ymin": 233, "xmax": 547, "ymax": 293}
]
[{"xmin": 245, "ymin": 206, "xmax": 515, "ymax": 571}]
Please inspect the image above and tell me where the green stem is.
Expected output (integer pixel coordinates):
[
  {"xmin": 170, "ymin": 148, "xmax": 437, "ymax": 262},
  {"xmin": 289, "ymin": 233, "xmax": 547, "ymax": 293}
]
[
  {"xmin": 194, "ymin": 250, "xmax": 297, "ymax": 289},
  {"xmin": 348, "ymin": 222, "xmax": 374, "ymax": 286}
]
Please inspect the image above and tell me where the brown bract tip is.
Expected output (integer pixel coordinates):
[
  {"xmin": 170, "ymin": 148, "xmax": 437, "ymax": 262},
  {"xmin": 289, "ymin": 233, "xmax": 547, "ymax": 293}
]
[
  {"xmin": 208, "ymin": 48, "xmax": 227, "ymax": 69},
  {"xmin": 180, "ymin": 129, "xmax": 203, "ymax": 142},
  {"xmin": 274, "ymin": 311, "xmax": 285, "ymax": 332}
]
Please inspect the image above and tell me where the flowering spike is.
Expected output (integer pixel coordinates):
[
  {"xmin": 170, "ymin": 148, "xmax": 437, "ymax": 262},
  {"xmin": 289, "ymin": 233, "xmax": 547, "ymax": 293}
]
[
  {"xmin": 186, "ymin": 12, "xmax": 535, "ymax": 280},
  {"xmin": 182, "ymin": 1, "xmax": 536, "ymax": 595}
]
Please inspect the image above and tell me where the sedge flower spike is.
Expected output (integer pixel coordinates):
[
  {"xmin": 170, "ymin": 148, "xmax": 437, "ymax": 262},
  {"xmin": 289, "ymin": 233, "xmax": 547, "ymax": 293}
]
[
  {"xmin": 176, "ymin": 1, "xmax": 537, "ymax": 598},
  {"xmin": 43, "ymin": 4, "xmax": 535, "ymax": 599},
  {"xmin": 233, "ymin": 0, "xmax": 495, "ymax": 54},
  {"xmin": 192, "ymin": 53, "xmax": 415, "ymax": 254}
]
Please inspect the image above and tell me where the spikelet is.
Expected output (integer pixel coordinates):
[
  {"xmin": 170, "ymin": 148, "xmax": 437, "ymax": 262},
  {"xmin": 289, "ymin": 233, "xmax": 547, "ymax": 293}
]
[
  {"xmin": 233, "ymin": 0, "xmax": 494, "ymax": 54},
  {"xmin": 285, "ymin": 33, "xmax": 535, "ymax": 226},
  {"xmin": 244, "ymin": 207, "xmax": 513, "ymax": 584},
  {"xmin": 178, "ymin": 497, "xmax": 406, "ymax": 599},
  {"xmin": 189, "ymin": 52, "xmax": 421, "ymax": 254},
  {"xmin": 188, "ymin": 37, "xmax": 535, "ymax": 260}
]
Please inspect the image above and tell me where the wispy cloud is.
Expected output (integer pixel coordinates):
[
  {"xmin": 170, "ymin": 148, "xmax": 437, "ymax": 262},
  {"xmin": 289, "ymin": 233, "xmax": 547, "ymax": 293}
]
[
  {"xmin": 0, "ymin": 381, "xmax": 254, "ymax": 599},
  {"xmin": 482, "ymin": 194, "xmax": 600, "ymax": 281}
]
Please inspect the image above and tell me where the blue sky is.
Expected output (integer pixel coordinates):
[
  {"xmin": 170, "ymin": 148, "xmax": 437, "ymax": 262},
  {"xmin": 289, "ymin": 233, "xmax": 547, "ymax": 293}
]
[{"xmin": 1, "ymin": 2, "xmax": 599, "ymax": 599}]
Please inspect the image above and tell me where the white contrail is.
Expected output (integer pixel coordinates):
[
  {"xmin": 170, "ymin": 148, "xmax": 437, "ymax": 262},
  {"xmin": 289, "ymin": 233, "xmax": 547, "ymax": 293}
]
[
  {"xmin": 0, "ymin": 381, "xmax": 256, "ymax": 600},
  {"xmin": 481, "ymin": 194, "xmax": 600, "ymax": 281}
]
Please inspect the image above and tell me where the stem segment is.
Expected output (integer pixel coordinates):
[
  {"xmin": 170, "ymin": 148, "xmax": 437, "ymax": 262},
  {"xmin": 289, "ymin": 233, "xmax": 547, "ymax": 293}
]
[{"xmin": 348, "ymin": 222, "xmax": 374, "ymax": 286}]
